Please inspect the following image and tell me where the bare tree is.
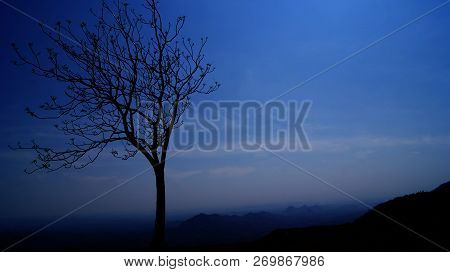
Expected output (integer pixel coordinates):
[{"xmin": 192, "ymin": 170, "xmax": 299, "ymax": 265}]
[{"xmin": 11, "ymin": 0, "xmax": 219, "ymax": 247}]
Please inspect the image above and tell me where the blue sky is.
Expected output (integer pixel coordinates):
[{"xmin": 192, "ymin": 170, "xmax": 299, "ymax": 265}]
[{"xmin": 1, "ymin": 0, "xmax": 450, "ymax": 219}]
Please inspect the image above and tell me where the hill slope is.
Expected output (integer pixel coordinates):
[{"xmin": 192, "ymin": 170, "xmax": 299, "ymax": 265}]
[{"xmin": 248, "ymin": 182, "xmax": 450, "ymax": 251}]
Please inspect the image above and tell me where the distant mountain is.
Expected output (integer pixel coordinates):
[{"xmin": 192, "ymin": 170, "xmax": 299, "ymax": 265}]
[
  {"xmin": 246, "ymin": 181, "xmax": 450, "ymax": 251},
  {"xmin": 166, "ymin": 204, "xmax": 367, "ymax": 246},
  {"xmin": 167, "ymin": 212, "xmax": 287, "ymax": 246}
]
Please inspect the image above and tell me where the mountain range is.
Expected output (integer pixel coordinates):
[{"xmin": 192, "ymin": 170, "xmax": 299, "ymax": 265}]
[{"xmin": 1, "ymin": 181, "xmax": 448, "ymax": 251}]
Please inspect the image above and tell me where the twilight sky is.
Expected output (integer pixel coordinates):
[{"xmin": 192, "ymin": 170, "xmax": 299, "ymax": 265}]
[{"xmin": 1, "ymin": 0, "xmax": 450, "ymax": 220}]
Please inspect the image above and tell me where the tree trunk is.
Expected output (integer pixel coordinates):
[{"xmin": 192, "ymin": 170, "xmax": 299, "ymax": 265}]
[{"xmin": 152, "ymin": 165, "xmax": 166, "ymax": 249}]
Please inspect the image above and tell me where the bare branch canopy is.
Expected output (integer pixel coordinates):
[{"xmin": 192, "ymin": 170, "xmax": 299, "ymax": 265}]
[{"xmin": 11, "ymin": 0, "xmax": 219, "ymax": 173}]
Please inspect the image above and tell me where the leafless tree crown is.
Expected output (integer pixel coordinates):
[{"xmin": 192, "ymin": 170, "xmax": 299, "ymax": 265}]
[{"xmin": 11, "ymin": 0, "xmax": 219, "ymax": 173}]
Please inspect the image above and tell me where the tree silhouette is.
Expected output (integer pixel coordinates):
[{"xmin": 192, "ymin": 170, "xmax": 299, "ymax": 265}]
[{"xmin": 11, "ymin": 0, "xmax": 219, "ymax": 247}]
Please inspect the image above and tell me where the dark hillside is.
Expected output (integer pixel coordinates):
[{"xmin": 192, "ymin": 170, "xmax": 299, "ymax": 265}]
[{"xmin": 248, "ymin": 182, "xmax": 450, "ymax": 251}]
